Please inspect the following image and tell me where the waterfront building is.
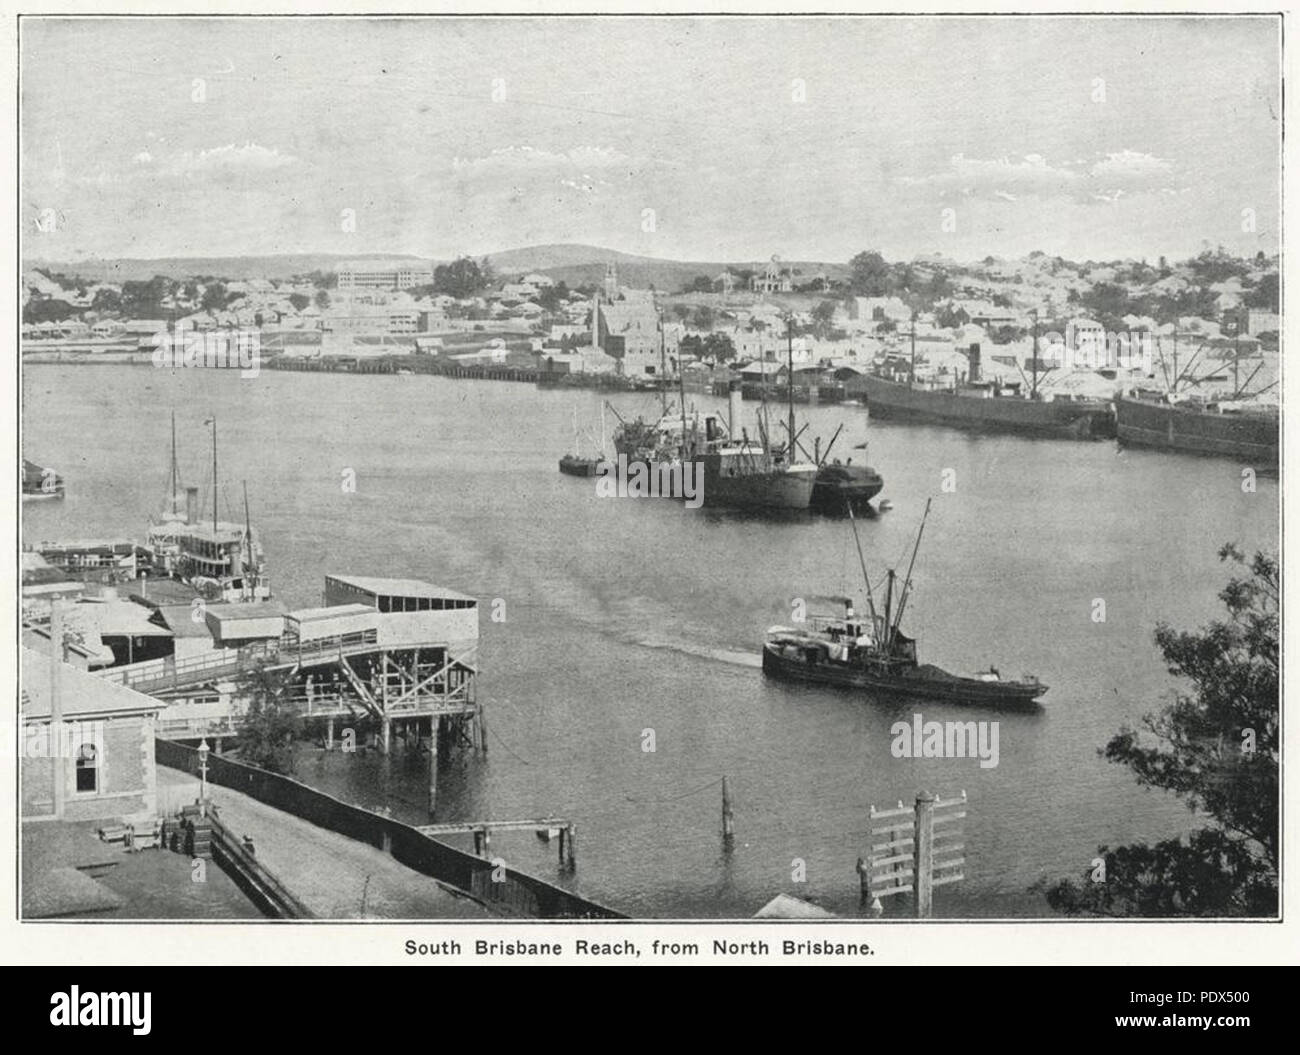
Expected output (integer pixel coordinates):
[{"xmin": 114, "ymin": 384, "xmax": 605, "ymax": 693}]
[
  {"xmin": 22, "ymin": 647, "xmax": 160, "ymax": 823},
  {"xmin": 335, "ymin": 259, "xmax": 434, "ymax": 291}
]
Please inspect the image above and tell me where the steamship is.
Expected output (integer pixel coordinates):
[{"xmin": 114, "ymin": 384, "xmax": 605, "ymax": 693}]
[
  {"xmin": 144, "ymin": 413, "xmax": 271, "ymax": 602},
  {"xmin": 1114, "ymin": 389, "xmax": 1279, "ymax": 469},
  {"xmin": 861, "ymin": 341, "xmax": 1116, "ymax": 440}
]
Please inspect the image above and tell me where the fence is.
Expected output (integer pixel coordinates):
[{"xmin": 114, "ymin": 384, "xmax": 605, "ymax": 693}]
[{"xmin": 155, "ymin": 738, "xmax": 622, "ymax": 919}]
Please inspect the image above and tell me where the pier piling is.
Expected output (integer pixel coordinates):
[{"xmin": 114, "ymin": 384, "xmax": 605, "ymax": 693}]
[
  {"xmin": 427, "ymin": 720, "xmax": 439, "ymax": 818},
  {"xmin": 722, "ymin": 776, "xmax": 735, "ymax": 844},
  {"xmin": 913, "ymin": 791, "xmax": 936, "ymax": 919}
]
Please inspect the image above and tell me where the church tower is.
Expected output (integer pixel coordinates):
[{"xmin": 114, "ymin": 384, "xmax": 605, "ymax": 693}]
[{"xmin": 603, "ymin": 261, "xmax": 619, "ymax": 303}]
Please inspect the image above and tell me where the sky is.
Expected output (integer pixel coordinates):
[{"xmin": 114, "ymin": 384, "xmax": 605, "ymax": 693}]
[{"xmin": 20, "ymin": 15, "xmax": 1281, "ymax": 265}]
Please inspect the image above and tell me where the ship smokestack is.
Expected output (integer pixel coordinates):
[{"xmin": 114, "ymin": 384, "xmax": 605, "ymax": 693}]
[
  {"xmin": 185, "ymin": 486, "xmax": 199, "ymax": 525},
  {"xmin": 728, "ymin": 379, "xmax": 742, "ymax": 438},
  {"xmin": 968, "ymin": 342, "xmax": 982, "ymax": 383}
]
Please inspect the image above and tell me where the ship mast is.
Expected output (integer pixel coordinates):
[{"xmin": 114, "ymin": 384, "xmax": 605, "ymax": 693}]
[
  {"xmin": 169, "ymin": 410, "xmax": 179, "ymax": 516},
  {"xmin": 786, "ymin": 315, "xmax": 796, "ymax": 461},
  {"xmin": 845, "ymin": 503, "xmax": 881, "ymax": 632},
  {"xmin": 909, "ymin": 310, "xmax": 917, "ymax": 391},
  {"xmin": 659, "ymin": 310, "xmax": 668, "ymax": 416},
  {"xmin": 1030, "ymin": 309, "xmax": 1039, "ymax": 399},
  {"xmin": 888, "ymin": 497, "xmax": 932, "ymax": 650},
  {"xmin": 209, "ymin": 415, "xmax": 218, "ymax": 534}
]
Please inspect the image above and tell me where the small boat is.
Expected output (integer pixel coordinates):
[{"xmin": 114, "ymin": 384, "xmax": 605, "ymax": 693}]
[
  {"xmin": 559, "ymin": 453, "xmax": 602, "ymax": 477},
  {"xmin": 558, "ymin": 404, "xmax": 607, "ymax": 478},
  {"xmin": 762, "ymin": 499, "xmax": 1047, "ymax": 707}
]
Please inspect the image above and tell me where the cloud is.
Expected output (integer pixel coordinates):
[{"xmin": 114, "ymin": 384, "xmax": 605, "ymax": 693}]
[
  {"xmin": 896, "ymin": 150, "xmax": 1176, "ymax": 202},
  {"xmin": 154, "ymin": 142, "xmax": 297, "ymax": 178},
  {"xmin": 451, "ymin": 145, "xmax": 634, "ymax": 174},
  {"xmin": 133, "ymin": 151, "xmax": 153, "ymax": 164}
]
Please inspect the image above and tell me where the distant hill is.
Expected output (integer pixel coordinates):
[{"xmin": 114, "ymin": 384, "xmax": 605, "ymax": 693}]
[
  {"xmin": 23, "ymin": 243, "xmax": 850, "ymax": 292},
  {"xmin": 20, "ymin": 253, "xmax": 429, "ymax": 283},
  {"xmin": 485, "ymin": 244, "xmax": 850, "ymax": 293}
]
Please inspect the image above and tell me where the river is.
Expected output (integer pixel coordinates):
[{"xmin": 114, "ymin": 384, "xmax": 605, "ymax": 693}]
[{"xmin": 21, "ymin": 364, "xmax": 1279, "ymax": 917}]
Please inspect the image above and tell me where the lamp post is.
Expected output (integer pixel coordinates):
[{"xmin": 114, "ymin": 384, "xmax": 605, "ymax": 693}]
[{"xmin": 197, "ymin": 738, "xmax": 210, "ymax": 815}]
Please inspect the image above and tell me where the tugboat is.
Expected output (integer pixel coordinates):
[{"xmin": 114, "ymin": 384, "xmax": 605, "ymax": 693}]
[{"xmin": 762, "ymin": 499, "xmax": 1047, "ymax": 707}]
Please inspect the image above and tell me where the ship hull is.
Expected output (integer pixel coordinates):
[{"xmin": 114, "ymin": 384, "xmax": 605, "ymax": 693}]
[
  {"xmin": 860, "ymin": 375, "xmax": 1115, "ymax": 439},
  {"xmin": 702, "ymin": 460, "xmax": 815, "ymax": 510},
  {"xmin": 1114, "ymin": 395, "xmax": 1279, "ymax": 468},
  {"xmin": 762, "ymin": 642, "xmax": 1045, "ymax": 707},
  {"xmin": 559, "ymin": 456, "xmax": 602, "ymax": 477},
  {"xmin": 810, "ymin": 463, "xmax": 883, "ymax": 514}
]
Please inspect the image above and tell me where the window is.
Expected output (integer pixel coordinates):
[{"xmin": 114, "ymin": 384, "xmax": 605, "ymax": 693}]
[{"xmin": 75, "ymin": 742, "xmax": 98, "ymax": 793}]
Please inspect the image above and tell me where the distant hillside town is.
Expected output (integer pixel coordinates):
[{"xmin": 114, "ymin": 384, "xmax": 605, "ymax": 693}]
[{"xmin": 20, "ymin": 245, "xmax": 1280, "ymax": 390}]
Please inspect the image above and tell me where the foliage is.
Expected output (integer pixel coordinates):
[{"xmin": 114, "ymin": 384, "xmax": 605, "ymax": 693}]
[
  {"xmin": 287, "ymin": 292, "xmax": 311, "ymax": 312},
  {"xmin": 680, "ymin": 331, "xmax": 735, "ymax": 363},
  {"xmin": 536, "ymin": 280, "xmax": 570, "ymax": 312},
  {"xmin": 1243, "ymin": 273, "xmax": 1279, "ymax": 312},
  {"xmin": 237, "ymin": 664, "xmax": 302, "ymax": 775},
  {"xmin": 120, "ymin": 275, "xmax": 174, "ymax": 318},
  {"xmin": 23, "ymin": 297, "xmax": 78, "ymax": 324},
  {"xmin": 691, "ymin": 305, "xmax": 715, "ymax": 331},
  {"xmin": 848, "ymin": 249, "xmax": 891, "ymax": 296},
  {"xmin": 1041, "ymin": 546, "xmax": 1278, "ymax": 917},
  {"xmin": 433, "ymin": 256, "xmax": 491, "ymax": 299}
]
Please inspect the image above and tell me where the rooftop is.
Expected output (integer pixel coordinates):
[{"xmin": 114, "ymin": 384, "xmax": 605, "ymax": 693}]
[
  {"xmin": 289, "ymin": 603, "xmax": 376, "ymax": 623},
  {"xmin": 22, "ymin": 648, "xmax": 163, "ymax": 720},
  {"xmin": 325, "ymin": 574, "xmax": 476, "ymax": 603}
]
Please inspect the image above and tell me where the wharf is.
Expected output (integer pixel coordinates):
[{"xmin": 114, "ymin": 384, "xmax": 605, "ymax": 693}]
[{"xmin": 158, "ymin": 766, "xmax": 491, "ymax": 919}]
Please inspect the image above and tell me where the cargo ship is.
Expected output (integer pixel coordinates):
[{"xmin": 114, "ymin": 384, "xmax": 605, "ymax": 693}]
[
  {"xmin": 1114, "ymin": 390, "xmax": 1279, "ymax": 469},
  {"xmin": 608, "ymin": 385, "xmax": 818, "ymax": 511},
  {"xmin": 861, "ymin": 341, "xmax": 1115, "ymax": 440},
  {"xmin": 762, "ymin": 500, "xmax": 1048, "ymax": 707}
]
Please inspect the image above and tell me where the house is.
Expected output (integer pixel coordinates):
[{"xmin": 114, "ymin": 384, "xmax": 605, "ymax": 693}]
[
  {"xmin": 594, "ymin": 293, "xmax": 661, "ymax": 376},
  {"xmin": 849, "ymin": 297, "xmax": 912, "ymax": 325},
  {"xmin": 21, "ymin": 647, "xmax": 161, "ymax": 823},
  {"xmin": 751, "ymin": 257, "xmax": 793, "ymax": 294}
]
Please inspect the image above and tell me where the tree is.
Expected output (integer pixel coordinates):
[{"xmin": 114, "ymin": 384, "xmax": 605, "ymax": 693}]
[
  {"xmin": 1040, "ymin": 546, "xmax": 1278, "ymax": 917},
  {"xmin": 934, "ymin": 301, "xmax": 969, "ymax": 329},
  {"xmin": 22, "ymin": 297, "xmax": 77, "ymax": 324},
  {"xmin": 848, "ymin": 250, "xmax": 890, "ymax": 296},
  {"xmin": 433, "ymin": 256, "xmax": 489, "ymax": 299},
  {"xmin": 314, "ymin": 290, "xmax": 331, "ymax": 311},
  {"xmin": 691, "ymin": 305, "xmax": 715, "ymax": 331},
  {"xmin": 703, "ymin": 332, "xmax": 735, "ymax": 363},
  {"xmin": 120, "ymin": 275, "xmax": 172, "ymax": 319},
  {"xmin": 681, "ymin": 275, "xmax": 714, "ymax": 294},
  {"xmin": 236, "ymin": 664, "xmax": 302, "ymax": 775},
  {"xmin": 537, "ymin": 280, "xmax": 570, "ymax": 312},
  {"xmin": 90, "ymin": 287, "xmax": 122, "ymax": 315},
  {"xmin": 811, "ymin": 299, "xmax": 838, "ymax": 337},
  {"xmin": 1243, "ymin": 273, "xmax": 1279, "ymax": 313},
  {"xmin": 200, "ymin": 281, "xmax": 228, "ymax": 313}
]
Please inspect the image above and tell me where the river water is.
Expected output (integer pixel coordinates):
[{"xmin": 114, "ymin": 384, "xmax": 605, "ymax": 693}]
[{"xmin": 22, "ymin": 364, "xmax": 1279, "ymax": 918}]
